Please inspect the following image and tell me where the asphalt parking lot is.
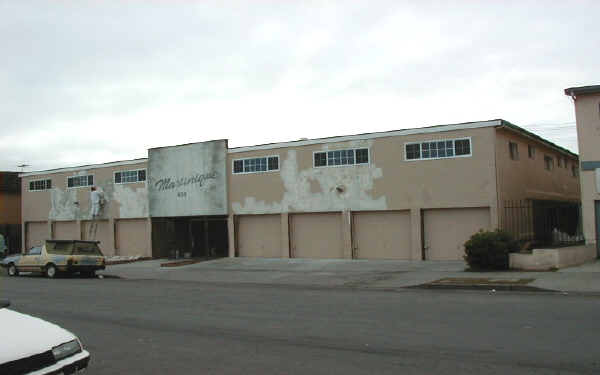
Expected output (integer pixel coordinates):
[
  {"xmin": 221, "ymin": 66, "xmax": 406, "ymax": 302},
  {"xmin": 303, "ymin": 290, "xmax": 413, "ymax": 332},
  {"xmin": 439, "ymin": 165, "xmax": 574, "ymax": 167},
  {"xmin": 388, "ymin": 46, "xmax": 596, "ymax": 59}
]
[{"xmin": 2, "ymin": 273, "xmax": 600, "ymax": 374}]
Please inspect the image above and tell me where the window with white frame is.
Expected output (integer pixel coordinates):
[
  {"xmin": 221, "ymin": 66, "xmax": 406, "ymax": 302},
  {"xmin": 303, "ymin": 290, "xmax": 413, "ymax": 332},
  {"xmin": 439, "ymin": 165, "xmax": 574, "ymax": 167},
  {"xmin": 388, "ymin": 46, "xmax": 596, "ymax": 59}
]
[
  {"xmin": 29, "ymin": 179, "xmax": 52, "ymax": 191},
  {"xmin": 233, "ymin": 156, "xmax": 279, "ymax": 174},
  {"xmin": 67, "ymin": 175, "xmax": 93, "ymax": 188},
  {"xmin": 313, "ymin": 148, "xmax": 369, "ymax": 167},
  {"xmin": 115, "ymin": 169, "xmax": 146, "ymax": 184},
  {"xmin": 405, "ymin": 138, "xmax": 471, "ymax": 160}
]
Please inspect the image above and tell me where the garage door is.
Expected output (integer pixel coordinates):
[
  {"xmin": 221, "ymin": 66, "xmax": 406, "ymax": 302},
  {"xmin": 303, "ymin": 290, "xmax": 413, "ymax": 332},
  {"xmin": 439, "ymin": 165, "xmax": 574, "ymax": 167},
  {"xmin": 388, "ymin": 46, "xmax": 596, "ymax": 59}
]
[
  {"xmin": 116, "ymin": 219, "xmax": 150, "ymax": 257},
  {"xmin": 290, "ymin": 213, "xmax": 343, "ymax": 259},
  {"xmin": 352, "ymin": 211, "xmax": 412, "ymax": 260},
  {"xmin": 82, "ymin": 220, "xmax": 112, "ymax": 255},
  {"xmin": 26, "ymin": 221, "xmax": 47, "ymax": 249},
  {"xmin": 237, "ymin": 215, "xmax": 282, "ymax": 258},
  {"xmin": 53, "ymin": 221, "xmax": 79, "ymax": 240},
  {"xmin": 423, "ymin": 207, "xmax": 491, "ymax": 260}
]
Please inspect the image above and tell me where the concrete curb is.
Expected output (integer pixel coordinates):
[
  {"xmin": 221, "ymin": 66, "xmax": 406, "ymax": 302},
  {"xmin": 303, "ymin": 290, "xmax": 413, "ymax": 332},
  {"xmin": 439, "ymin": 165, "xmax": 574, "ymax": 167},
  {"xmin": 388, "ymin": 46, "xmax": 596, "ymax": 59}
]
[{"xmin": 407, "ymin": 283, "xmax": 554, "ymax": 292}]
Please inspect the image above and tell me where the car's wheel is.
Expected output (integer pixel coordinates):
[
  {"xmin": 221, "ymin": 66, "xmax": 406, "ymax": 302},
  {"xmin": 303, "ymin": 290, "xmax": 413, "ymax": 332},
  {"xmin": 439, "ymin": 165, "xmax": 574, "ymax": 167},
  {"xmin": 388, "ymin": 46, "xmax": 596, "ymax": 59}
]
[
  {"xmin": 81, "ymin": 270, "xmax": 96, "ymax": 278},
  {"xmin": 45, "ymin": 264, "xmax": 57, "ymax": 279},
  {"xmin": 7, "ymin": 263, "xmax": 18, "ymax": 277}
]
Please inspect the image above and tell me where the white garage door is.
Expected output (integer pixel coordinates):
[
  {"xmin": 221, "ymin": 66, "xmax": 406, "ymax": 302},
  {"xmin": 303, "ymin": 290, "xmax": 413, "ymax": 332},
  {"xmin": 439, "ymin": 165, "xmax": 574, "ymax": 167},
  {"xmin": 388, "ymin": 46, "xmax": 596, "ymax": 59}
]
[
  {"xmin": 82, "ymin": 220, "xmax": 111, "ymax": 255},
  {"xmin": 353, "ymin": 211, "xmax": 412, "ymax": 260},
  {"xmin": 290, "ymin": 213, "xmax": 343, "ymax": 259},
  {"xmin": 423, "ymin": 207, "xmax": 491, "ymax": 260},
  {"xmin": 237, "ymin": 215, "xmax": 282, "ymax": 258},
  {"xmin": 53, "ymin": 221, "xmax": 79, "ymax": 240},
  {"xmin": 26, "ymin": 221, "xmax": 48, "ymax": 249},
  {"xmin": 116, "ymin": 219, "xmax": 150, "ymax": 257}
]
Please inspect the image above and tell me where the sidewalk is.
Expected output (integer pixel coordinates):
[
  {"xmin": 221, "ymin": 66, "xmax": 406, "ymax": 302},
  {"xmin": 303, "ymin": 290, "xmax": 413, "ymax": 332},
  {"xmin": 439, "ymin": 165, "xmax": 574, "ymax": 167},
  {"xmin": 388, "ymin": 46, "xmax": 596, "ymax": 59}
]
[{"xmin": 98, "ymin": 257, "xmax": 600, "ymax": 294}]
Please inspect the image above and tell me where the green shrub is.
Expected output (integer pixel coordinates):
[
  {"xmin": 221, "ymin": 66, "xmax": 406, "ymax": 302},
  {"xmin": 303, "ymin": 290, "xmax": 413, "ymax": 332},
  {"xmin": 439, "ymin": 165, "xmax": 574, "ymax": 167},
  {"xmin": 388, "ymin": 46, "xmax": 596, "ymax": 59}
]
[{"xmin": 464, "ymin": 229, "xmax": 519, "ymax": 270}]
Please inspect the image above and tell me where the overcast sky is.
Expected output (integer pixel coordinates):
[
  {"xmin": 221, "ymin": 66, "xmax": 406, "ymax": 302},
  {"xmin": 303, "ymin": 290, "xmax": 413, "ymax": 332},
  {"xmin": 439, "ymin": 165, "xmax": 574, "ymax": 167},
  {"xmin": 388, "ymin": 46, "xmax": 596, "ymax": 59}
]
[{"xmin": 1, "ymin": 1, "xmax": 598, "ymax": 172}]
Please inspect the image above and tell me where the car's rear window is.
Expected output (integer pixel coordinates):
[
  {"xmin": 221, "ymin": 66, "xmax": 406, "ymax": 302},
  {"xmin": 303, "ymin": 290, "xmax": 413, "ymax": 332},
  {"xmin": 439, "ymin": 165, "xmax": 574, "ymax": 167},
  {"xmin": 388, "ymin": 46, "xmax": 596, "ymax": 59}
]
[
  {"xmin": 73, "ymin": 242, "xmax": 103, "ymax": 256},
  {"xmin": 46, "ymin": 242, "xmax": 73, "ymax": 255}
]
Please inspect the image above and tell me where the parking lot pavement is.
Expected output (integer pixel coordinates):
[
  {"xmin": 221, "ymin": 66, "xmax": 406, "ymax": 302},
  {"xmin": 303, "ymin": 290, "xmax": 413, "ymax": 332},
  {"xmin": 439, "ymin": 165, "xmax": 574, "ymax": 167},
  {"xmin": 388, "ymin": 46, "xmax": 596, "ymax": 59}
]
[
  {"xmin": 4, "ymin": 275, "xmax": 600, "ymax": 375},
  {"xmin": 93, "ymin": 258, "xmax": 600, "ymax": 294}
]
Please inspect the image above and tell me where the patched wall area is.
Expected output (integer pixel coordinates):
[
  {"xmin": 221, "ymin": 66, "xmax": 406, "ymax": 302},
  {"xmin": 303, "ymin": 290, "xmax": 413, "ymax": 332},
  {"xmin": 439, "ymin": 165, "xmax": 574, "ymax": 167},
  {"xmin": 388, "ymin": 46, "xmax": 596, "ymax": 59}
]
[
  {"xmin": 148, "ymin": 140, "xmax": 228, "ymax": 217},
  {"xmin": 230, "ymin": 139, "xmax": 386, "ymax": 214},
  {"xmin": 229, "ymin": 127, "xmax": 497, "ymax": 215},
  {"xmin": 22, "ymin": 161, "xmax": 149, "ymax": 222}
]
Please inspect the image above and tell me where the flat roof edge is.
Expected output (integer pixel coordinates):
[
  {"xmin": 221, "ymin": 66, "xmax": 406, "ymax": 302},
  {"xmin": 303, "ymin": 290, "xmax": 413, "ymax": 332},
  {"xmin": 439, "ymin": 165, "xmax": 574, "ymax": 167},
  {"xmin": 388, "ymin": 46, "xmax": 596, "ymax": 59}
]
[
  {"xmin": 564, "ymin": 85, "xmax": 600, "ymax": 96},
  {"xmin": 498, "ymin": 120, "xmax": 578, "ymax": 158},
  {"xmin": 228, "ymin": 119, "xmax": 503, "ymax": 154},
  {"xmin": 19, "ymin": 158, "xmax": 148, "ymax": 178}
]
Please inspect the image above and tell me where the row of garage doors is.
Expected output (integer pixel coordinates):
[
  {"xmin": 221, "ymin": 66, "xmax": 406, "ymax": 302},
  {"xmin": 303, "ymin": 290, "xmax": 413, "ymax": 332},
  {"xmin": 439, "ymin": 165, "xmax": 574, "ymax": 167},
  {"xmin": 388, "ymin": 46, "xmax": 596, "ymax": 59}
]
[
  {"xmin": 25, "ymin": 219, "xmax": 150, "ymax": 257},
  {"xmin": 237, "ymin": 208, "xmax": 491, "ymax": 261}
]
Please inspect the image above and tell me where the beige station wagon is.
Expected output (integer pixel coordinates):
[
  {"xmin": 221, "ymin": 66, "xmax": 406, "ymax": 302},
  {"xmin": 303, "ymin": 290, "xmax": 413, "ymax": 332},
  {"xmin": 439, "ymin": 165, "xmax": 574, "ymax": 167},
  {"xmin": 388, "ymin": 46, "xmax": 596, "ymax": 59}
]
[{"xmin": 1, "ymin": 240, "xmax": 106, "ymax": 278}]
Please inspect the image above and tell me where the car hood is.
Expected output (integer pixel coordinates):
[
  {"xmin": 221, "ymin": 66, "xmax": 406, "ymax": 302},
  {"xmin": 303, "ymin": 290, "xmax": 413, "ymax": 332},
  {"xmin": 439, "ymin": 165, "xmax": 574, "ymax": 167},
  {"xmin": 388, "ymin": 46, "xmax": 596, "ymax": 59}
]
[
  {"xmin": 1, "ymin": 254, "xmax": 20, "ymax": 265},
  {"xmin": 0, "ymin": 308, "xmax": 77, "ymax": 364}
]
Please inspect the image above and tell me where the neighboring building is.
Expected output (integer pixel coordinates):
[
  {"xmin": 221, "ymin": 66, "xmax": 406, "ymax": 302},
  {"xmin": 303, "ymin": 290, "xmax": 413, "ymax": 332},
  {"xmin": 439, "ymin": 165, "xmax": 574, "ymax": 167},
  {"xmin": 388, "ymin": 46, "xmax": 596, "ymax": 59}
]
[
  {"xmin": 0, "ymin": 171, "xmax": 22, "ymax": 254},
  {"xmin": 565, "ymin": 85, "xmax": 600, "ymax": 255},
  {"xmin": 19, "ymin": 119, "xmax": 580, "ymax": 260}
]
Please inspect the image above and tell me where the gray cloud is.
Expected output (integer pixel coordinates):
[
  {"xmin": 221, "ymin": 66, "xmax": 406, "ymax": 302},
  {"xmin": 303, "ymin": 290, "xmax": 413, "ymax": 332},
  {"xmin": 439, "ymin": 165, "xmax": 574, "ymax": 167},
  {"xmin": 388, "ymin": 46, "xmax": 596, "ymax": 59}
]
[{"xmin": 0, "ymin": 1, "xmax": 597, "ymax": 171}]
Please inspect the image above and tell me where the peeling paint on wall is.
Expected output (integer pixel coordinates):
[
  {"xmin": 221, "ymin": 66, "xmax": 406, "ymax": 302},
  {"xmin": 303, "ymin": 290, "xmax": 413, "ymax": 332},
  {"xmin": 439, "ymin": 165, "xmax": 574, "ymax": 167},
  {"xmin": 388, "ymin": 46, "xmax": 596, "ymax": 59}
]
[
  {"xmin": 48, "ymin": 175, "xmax": 148, "ymax": 221},
  {"xmin": 232, "ymin": 146, "xmax": 387, "ymax": 214},
  {"xmin": 113, "ymin": 184, "xmax": 148, "ymax": 218},
  {"xmin": 49, "ymin": 188, "xmax": 79, "ymax": 220}
]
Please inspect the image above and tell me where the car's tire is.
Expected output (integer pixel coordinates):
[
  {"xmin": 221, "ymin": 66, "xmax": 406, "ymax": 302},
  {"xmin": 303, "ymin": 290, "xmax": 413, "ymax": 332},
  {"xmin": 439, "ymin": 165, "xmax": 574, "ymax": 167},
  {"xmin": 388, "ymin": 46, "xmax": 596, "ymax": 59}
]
[
  {"xmin": 7, "ymin": 263, "xmax": 18, "ymax": 277},
  {"xmin": 81, "ymin": 270, "xmax": 96, "ymax": 278},
  {"xmin": 45, "ymin": 264, "xmax": 57, "ymax": 279}
]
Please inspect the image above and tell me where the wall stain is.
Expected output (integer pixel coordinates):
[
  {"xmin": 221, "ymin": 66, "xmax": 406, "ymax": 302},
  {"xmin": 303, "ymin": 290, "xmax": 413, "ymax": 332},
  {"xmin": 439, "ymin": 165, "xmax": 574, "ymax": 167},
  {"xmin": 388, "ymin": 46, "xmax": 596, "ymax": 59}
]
[{"xmin": 232, "ymin": 144, "xmax": 387, "ymax": 214}]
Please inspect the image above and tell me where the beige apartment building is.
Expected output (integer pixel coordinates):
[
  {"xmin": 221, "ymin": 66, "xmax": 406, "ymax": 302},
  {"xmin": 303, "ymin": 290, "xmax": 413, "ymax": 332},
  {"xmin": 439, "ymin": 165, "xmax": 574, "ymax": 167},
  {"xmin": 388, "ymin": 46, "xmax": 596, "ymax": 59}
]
[
  {"xmin": 19, "ymin": 119, "xmax": 580, "ymax": 261},
  {"xmin": 565, "ymin": 85, "xmax": 600, "ymax": 255}
]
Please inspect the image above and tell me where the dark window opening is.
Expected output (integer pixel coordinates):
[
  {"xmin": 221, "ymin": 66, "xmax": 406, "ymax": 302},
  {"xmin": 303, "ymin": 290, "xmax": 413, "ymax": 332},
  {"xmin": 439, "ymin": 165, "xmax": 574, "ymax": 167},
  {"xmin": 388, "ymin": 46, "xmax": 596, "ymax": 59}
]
[
  {"xmin": 268, "ymin": 156, "xmax": 279, "ymax": 171},
  {"xmin": 356, "ymin": 148, "xmax": 369, "ymax": 164},
  {"xmin": 314, "ymin": 152, "xmax": 327, "ymax": 167},
  {"xmin": 454, "ymin": 139, "xmax": 471, "ymax": 156},
  {"xmin": 509, "ymin": 142, "xmax": 519, "ymax": 160}
]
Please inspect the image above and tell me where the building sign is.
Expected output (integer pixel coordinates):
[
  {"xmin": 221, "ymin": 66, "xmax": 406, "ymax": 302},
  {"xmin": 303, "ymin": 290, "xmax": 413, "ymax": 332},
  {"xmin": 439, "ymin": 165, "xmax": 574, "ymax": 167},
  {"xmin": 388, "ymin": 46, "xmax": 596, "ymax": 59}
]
[{"xmin": 148, "ymin": 140, "xmax": 228, "ymax": 217}]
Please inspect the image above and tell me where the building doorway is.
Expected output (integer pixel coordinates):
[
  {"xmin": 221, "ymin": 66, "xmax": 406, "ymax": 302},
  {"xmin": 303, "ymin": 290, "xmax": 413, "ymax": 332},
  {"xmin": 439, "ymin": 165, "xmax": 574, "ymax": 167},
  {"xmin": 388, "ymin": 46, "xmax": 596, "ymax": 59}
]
[{"xmin": 151, "ymin": 216, "xmax": 228, "ymax": 259}]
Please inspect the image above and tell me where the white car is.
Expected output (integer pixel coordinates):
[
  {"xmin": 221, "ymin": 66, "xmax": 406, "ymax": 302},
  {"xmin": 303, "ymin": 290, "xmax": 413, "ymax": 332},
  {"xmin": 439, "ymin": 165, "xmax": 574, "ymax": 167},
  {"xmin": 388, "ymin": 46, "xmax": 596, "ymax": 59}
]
[{"xmin": 0, "ymin": 300, "xmax": 90, "ymax": 374}]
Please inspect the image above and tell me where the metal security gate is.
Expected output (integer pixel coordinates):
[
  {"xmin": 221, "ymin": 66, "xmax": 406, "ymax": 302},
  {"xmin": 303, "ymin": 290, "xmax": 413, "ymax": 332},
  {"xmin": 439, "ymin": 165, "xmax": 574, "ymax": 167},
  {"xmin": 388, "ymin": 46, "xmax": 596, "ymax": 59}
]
[{"xmin": 152, "ymin": 216, "xmax": 228, "ymax": 259}]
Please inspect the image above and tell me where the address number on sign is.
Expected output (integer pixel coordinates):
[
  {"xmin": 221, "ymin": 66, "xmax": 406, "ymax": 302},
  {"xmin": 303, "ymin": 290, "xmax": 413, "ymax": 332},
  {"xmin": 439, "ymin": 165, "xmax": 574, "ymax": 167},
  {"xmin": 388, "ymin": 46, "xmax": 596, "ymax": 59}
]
[{"xmin": 177, "ymin": 192, "xmax": 187, "ymax": 198}]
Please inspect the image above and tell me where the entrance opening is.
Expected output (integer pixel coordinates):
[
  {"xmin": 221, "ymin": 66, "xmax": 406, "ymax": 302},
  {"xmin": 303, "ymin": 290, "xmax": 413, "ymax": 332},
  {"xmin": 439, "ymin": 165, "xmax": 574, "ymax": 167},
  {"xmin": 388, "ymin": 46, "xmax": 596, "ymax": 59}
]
[{"xmin": 151, "ymin": 216, "xmax": 228, "ymax": 259}]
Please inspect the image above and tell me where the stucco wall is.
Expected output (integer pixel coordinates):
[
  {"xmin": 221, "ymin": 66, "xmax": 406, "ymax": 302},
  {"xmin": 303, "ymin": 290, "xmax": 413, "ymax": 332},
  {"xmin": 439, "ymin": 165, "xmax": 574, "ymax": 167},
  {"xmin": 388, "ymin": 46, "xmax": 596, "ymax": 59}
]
[
  {"xmin": 495, "ymin": 128, "xmax": 580, "ymax": 205},
  {"xmin": 148, "ymin": 140, "xmax": 227, "ymax": 217},
  {"xmin": 21, "ymin": 161, "xmax": 149, "ymax": 222},
  {"xmin": 573, "ymin": 93, "xmax": 600, "ymax": 246},
  {"xmin": 21, "ymin": 161, "xmax": 148, "ymax": 253},
  {"xmin": 228, "ymin": 127, "xmax": 498, "ymax": 216},
  {"xmin": 509, "ymin": 244, "xmax": 596, "ymax": 271}
]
